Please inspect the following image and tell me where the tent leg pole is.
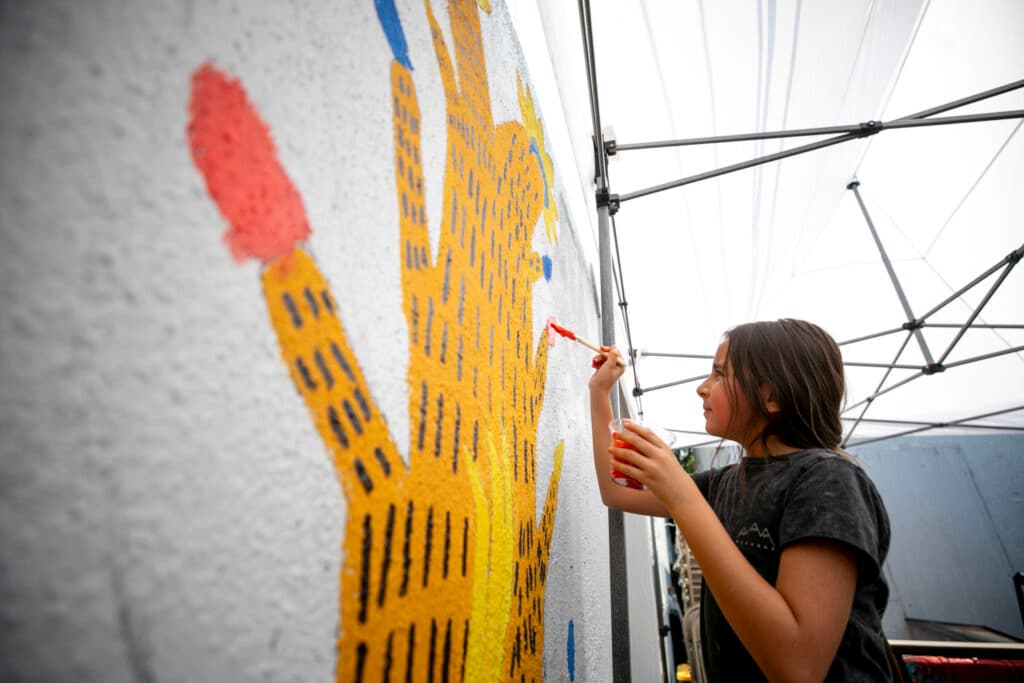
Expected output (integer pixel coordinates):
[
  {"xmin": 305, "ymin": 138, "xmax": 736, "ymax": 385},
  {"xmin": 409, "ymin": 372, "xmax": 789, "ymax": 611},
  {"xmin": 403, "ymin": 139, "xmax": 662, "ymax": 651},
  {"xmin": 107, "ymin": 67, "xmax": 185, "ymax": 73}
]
[
  {"xmin": 577, "ymin": 0, "xmax": 632, "ymax": 678},
  {"xmin": 599, "ymin": 196, "xmax": 633, "ymax": 682}
]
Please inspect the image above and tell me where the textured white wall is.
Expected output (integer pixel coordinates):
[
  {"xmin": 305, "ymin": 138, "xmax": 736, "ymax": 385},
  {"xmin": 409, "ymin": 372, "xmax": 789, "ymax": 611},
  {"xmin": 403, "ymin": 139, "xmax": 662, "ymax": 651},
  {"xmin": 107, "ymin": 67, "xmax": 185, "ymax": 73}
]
[{"xmin": 0, "ymin": 1, "xmax": 668, "ymax": 681}]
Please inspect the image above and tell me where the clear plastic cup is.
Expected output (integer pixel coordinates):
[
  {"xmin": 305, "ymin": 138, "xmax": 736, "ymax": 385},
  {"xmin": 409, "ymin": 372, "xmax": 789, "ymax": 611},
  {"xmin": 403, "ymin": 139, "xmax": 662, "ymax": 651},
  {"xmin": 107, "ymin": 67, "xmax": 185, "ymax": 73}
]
[
  {"xmin": 608, "ymin": 418, "xmax": 645, "ymax": 489},
  {"xmin": 608, "ymin": 418, "xmax": 677, "ymax": 490}
]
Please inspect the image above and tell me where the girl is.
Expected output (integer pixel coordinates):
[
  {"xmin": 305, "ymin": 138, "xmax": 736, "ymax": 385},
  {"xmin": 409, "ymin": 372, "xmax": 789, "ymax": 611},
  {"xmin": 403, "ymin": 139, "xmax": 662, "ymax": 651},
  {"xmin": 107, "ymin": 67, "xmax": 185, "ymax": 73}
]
[{"xmin": 589, "ymin": 319, "xmax": 892, "ymax": 682}]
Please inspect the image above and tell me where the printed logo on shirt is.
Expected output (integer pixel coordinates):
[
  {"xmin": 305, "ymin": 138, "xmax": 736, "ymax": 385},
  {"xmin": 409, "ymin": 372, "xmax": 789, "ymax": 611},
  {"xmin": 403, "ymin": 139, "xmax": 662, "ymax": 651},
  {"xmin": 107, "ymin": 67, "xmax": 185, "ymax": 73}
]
[{"xmin": 735, "ymin": 522, "xmax": 776, "ymax": 552}]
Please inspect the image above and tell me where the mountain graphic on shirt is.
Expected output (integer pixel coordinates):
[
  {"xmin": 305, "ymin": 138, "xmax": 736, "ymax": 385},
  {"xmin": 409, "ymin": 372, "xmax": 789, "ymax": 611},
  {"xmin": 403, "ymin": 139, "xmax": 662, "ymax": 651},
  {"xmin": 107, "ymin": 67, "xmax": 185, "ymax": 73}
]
[{"xmin": 736, "ymin": 522, "xmax": 776, "ymax": 551}]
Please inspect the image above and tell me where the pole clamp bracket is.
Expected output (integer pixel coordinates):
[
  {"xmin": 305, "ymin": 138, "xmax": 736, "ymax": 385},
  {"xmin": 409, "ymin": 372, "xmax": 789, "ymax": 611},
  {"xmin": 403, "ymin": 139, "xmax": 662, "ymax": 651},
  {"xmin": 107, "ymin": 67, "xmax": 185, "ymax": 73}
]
[
  {"xmin": 597, "ymin": 190, "xmax": 620, "ymax": 216},
  {"xmin": 857, "ymin": 120, "xmax": 884, "ymax": 137}
]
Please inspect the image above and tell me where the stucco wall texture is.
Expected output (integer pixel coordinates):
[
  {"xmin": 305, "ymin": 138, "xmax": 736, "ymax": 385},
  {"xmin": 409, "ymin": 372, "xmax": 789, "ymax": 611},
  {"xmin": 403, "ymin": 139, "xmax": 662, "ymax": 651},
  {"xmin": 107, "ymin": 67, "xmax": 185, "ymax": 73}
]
[{"xmin": 1, "ymin": 1, "xmax": 664, "ymax": 681}]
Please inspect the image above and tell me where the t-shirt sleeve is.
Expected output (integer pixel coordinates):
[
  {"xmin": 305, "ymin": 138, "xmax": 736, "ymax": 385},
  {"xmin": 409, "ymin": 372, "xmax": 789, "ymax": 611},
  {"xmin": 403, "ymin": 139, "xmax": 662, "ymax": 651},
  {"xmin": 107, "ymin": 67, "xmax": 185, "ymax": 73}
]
[{"xmin": 778, "ymin": 458, "xmax": 890, "ymax": 581}]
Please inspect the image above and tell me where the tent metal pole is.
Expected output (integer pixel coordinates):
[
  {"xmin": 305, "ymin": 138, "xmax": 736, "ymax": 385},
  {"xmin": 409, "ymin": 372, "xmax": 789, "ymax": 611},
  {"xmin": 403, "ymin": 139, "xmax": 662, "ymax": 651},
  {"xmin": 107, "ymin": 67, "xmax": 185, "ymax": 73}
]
[
  {"xmin": 672, "ymin": 415, "xmax": 1023, "ymax": 451},
  {"xmin": 898, "ymin": 78, "xmax": 1024, "ymax": 120},
  {"xmin": 935, "ymin": 252, "xmax": 1021, "ymax": 366},
  {"xmin": 942, "ymin": 344, "xmax": 1024, "ymax": 370},
  {"xmin": 844, "ymin": 343, "xmax": 1024, "ymax": 417},
  {"xmin": 614, "ymin": 109, "xmax": 1024, "ymax": 152},
  {"xmin": 848, "ymin": 181, "xmax": 935, "ymax": 365},
  {"xmin": 617, "ymin": 125, "xmax": 878, "ymax": 150},
  {"xmin": 914, "ymin": 404, "xmax": 1024, "ymax": 424},
  {"xmin": 839, "ymin": 327, "xmax": 908, "ymax": 345},
  {"xmin": 618, "ymin": 78, "xmax": 1024, "ymax": 150},
  {"xmin": 842, "ymin": 331, "xmax": 914, "ymax": 446},
  {"xmin": 843, "ymin": 412, "xmax": 1024, "ymax": 430},
  {"xmin": 619, "ymin": 131, "xmax": 859, "ymax": 202},
  {"xmin": 923, "ymin": 323, "xmax": 1024, "ymax": 330},
  {"xmin": 854, "ymin": 423, "xmax": 1024, "ymax": 432},
  {"xmin": 667, "ymin": 429, "xmax": 723, "ymax": 438},
  {"xmin": 613, "ymin": 80, "xmax": 1024, "ymax": 204},
  {"xmin": 635, "ymin": 374, "xmax": 707, "ymax": 395},
  {"xmin": 844, "ymin": 369, "xmax": 925, "ymax": 412},
  {"xmin": 847, "ymin": 423, "xmax": 949, "ymax": 446},
  {"xmin": 885, "ymin": 109, "xmax": 1024, "ymax": 130},
  {"xmin": 846, "ymin": 403, "xmax": 1024, "ymax": 446},
  {"xmin": 577, "ymin": 0, "xmax": 632, "ymax": 679},
  {"xmin": 639, "ymin": 343, "xmax": 1024, "ymax": 395},
  {"xmin": 844, "ymin": 361, "xmax": 922, "ymax": 369},
  {"xmin": 610, "ymin": 213, "xmax": 646, "ymax": 417},
  {"xmin": 918, "ymin": 242, "xmax": 1024, "ymax": 320}
]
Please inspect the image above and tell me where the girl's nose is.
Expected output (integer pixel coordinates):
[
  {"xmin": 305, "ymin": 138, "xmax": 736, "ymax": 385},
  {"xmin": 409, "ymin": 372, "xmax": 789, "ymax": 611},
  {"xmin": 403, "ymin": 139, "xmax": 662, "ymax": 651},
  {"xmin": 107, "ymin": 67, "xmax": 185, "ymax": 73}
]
[{"xmin": 696, "ymin": 378, "xmax": 709, "ymax": 397}]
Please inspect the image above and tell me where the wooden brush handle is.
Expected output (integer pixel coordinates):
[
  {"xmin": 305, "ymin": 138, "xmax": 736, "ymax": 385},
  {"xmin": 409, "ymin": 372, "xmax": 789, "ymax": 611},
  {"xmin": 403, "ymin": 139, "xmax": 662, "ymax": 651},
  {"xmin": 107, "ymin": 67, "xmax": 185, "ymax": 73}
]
[{"xmin": 578, "ymin": 338, "xmax": 627, "ymax": 367}]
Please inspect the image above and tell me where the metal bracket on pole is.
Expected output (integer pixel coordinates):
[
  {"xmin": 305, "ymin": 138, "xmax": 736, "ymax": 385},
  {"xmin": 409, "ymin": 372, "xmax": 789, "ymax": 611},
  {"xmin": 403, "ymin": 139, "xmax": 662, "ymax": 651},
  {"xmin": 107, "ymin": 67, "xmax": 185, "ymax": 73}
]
[
  {"xmin": 596, "ymin": 189, "xmax": 620, "ymax": 216},
  {"xmin": 857, "ymin": 120, "xmax": 884, "ymax": 136}
]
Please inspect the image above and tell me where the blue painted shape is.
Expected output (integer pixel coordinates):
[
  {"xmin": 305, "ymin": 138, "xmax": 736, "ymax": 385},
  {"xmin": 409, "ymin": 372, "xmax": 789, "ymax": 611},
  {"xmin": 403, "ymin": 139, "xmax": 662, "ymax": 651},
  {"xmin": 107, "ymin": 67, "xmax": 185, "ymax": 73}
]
[
  {"xmin": 529, "ymin": 140, "xmax": 549, "ymax": 207},
  {"xmin": 567, "ymin": 619, "xmax": 576, "ymax": 681},
  {"xmin": 375, "ymin": 0, "xmax": 412, "ymax": 69},
  {"xmin": 542, "ymin": 255, "xmax": 553, "ymax": 282}
]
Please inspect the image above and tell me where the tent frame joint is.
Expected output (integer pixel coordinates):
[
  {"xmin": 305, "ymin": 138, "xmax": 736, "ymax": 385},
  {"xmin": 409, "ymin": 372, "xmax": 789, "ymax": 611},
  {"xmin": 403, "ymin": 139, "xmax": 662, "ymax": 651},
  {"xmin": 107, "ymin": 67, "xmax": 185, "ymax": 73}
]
[
  {"xmin": 597, "ymin": 189, "xmax": 620, "ymax": 215},
  {"xmin": 856, "ymin": 120, "xmax": 884, "ymax": 137},
  {"xmin": 922, "ymin": 363, "xmax": 946, "ymax": 376}
]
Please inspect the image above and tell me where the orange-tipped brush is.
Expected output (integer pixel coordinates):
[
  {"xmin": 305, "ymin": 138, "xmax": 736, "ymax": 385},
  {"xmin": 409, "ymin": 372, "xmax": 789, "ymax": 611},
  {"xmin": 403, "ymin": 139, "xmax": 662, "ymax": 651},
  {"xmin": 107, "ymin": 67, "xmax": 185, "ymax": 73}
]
[{"xmin": 548, "ymin": 320, "xmax": 628, "ymax": 368}]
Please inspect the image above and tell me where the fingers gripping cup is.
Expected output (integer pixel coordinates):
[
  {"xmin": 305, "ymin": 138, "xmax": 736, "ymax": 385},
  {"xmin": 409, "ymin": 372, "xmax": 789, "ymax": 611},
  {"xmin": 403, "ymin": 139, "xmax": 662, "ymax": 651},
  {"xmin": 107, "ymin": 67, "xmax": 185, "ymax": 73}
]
[
  {"xmin": 608, "ymin": 418, "xmax": 644, "ymax": 489},
  {"xmin": 608, "ymin": 419, "xmax": 677, "ymax": 490}
]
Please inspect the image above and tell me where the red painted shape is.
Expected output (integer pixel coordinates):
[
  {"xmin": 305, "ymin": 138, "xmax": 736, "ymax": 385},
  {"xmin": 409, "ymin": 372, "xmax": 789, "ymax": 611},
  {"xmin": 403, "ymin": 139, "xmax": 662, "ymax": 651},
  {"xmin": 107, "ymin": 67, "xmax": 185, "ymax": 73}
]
[
  {"xmin": 547, "ymin": 321, "xmax": 577, "ymax": 341},
  {"xmin": 187, "ymin": 62, "xmax": 310, "ymax": 263}
]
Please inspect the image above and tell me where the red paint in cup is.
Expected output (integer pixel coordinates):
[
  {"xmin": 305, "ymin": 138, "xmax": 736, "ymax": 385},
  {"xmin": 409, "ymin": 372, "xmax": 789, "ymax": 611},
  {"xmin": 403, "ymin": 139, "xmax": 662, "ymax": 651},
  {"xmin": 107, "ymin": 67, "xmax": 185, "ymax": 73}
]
[{"xmin": 608, "ymin": 418, "xmax": 646, "ymax": 490}]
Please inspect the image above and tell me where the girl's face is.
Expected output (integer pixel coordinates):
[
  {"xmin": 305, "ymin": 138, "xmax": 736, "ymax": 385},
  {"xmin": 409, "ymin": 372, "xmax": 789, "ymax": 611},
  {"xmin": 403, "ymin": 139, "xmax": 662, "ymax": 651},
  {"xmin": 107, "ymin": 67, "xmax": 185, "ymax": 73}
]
[{"xmin": 696, "ymin": 341, "xmax": 756, "ymax": 444}]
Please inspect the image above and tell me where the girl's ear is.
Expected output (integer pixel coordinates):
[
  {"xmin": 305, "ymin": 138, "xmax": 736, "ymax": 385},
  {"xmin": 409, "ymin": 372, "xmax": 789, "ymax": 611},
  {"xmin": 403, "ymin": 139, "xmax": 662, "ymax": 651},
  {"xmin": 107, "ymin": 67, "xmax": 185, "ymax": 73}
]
[{"xmin": 760, "ymin": 386, "xmax": 781, "ymax": 414}]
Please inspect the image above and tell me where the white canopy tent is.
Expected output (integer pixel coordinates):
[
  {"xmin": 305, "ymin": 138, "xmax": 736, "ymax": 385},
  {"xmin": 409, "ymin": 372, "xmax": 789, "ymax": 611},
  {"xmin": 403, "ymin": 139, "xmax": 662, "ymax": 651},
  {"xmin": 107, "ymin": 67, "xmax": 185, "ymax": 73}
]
[{"xmin": 583, "ymin": 0, "xmax": 1024, "ymax": 449}]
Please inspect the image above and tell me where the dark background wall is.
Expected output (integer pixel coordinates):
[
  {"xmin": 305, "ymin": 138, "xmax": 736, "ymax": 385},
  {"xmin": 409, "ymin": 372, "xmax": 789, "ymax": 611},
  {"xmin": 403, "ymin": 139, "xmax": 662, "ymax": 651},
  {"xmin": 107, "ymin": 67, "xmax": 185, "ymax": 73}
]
[{"xmin": 855, "ymin": 434, "xmax": 1024, "ymax": 640}]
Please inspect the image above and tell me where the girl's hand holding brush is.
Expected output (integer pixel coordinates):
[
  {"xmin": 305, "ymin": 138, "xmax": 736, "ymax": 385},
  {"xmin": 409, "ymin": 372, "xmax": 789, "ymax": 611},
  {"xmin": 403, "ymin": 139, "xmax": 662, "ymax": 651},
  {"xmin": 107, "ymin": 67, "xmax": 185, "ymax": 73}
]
[
  {"xmin": 544, "ymin": 319, "xmax": 626, "ymax": 391},
  {"xmin": 588, "ymin": 344, "xmax": 626, "ymax": 394}
]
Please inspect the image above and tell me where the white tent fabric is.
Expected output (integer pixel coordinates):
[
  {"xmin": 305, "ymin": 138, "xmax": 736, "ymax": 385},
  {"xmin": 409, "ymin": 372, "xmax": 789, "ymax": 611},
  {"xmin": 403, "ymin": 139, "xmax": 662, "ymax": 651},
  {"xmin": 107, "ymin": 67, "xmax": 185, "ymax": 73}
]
[{"xmin": 589, "ymin": 0, "xmax": 1024, "ymax": 446}]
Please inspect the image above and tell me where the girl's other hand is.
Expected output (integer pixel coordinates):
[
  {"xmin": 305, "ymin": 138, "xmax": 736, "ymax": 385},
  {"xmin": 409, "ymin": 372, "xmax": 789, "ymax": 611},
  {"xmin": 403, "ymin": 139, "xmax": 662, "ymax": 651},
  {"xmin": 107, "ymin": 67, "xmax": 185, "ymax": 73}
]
[
  {"xmin": 588, "ymin": 345, "xmax": 626, "ymax": 393},
  {"xmin": 608, "ymin": 422, "xmax": 694, "ymax": 509}
]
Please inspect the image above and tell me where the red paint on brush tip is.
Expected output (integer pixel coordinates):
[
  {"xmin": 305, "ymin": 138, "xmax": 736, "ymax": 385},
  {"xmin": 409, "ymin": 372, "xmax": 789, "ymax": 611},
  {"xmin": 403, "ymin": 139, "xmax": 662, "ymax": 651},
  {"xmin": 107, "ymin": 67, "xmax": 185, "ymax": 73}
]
[
  {"xmin": 187, "ymin": 62, "xmax": 311, "ymax": 263},
  {"xmin": 548, "ymin": 321, "xmax": 576, "ymax": 340}
]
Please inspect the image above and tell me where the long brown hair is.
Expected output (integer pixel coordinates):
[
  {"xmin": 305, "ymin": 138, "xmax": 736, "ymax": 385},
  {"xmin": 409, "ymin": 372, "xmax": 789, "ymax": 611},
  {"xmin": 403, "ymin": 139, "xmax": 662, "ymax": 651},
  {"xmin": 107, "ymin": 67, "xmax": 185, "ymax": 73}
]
[{"xmin": 723, "ymin": 319, "xmax": 845, "ymax": 452}]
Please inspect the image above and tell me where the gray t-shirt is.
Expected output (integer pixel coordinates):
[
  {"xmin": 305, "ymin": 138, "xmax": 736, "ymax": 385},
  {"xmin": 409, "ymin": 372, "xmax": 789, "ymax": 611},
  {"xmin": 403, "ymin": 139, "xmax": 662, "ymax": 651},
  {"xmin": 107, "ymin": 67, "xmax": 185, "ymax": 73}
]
[{"xmin": 693, "ymin": 449, "xmax": 892, "ymax": 682}]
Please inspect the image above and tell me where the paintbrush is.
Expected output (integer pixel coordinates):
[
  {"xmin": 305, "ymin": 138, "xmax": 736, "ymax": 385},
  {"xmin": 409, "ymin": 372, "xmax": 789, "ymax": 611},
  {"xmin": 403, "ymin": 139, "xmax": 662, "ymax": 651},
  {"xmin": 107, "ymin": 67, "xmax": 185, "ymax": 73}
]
[{"xmin": 548, "ymin": 321, "xmax": 628, "ymax": 367}]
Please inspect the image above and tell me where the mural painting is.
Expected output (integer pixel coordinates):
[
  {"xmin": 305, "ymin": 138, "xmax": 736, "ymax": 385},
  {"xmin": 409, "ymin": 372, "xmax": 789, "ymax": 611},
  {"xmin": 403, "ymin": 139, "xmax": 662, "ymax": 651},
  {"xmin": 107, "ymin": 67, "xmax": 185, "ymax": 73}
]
[{"xmin": 187, "ymin": 0, "xmax": 564, "ymax": 680}]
